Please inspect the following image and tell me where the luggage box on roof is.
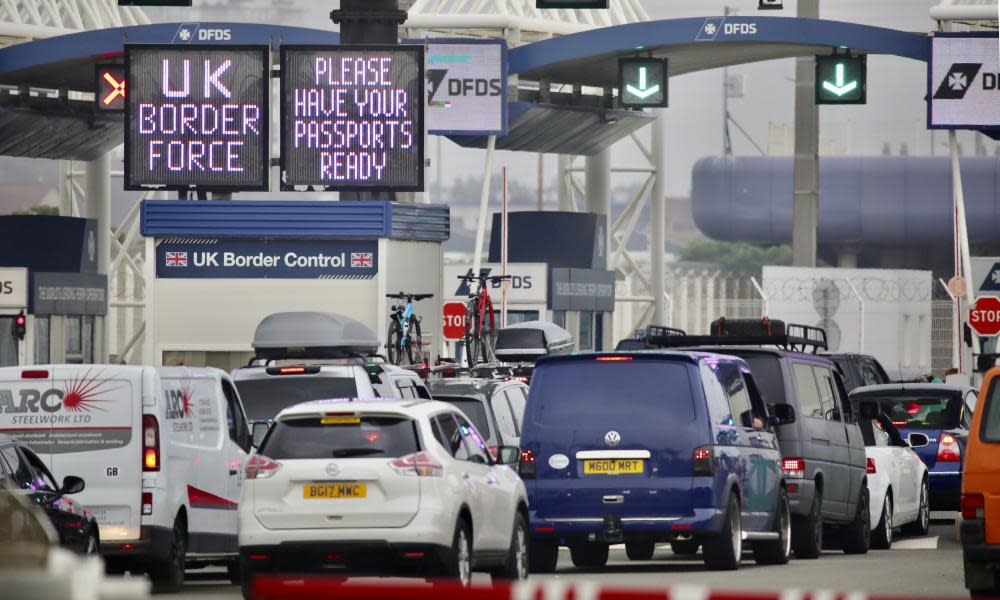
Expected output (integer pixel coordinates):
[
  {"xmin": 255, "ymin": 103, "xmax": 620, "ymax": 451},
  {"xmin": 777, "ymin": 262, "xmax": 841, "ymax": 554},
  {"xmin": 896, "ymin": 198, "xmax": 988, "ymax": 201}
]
[
  {"xmin": 493, "ymin": 321, "xmax": 574, "ymax": 363},
  {"xmin": 252, "ymin": 311, "xmax": 380, "ymax": 360}
]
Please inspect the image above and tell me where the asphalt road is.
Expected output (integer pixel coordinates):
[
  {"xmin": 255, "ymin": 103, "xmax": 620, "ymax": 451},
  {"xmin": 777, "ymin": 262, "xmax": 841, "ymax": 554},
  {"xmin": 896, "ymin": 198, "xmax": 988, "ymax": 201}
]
[{"xmin": 164, "ymin": 523, "xmax": 965, "ymax": 599}]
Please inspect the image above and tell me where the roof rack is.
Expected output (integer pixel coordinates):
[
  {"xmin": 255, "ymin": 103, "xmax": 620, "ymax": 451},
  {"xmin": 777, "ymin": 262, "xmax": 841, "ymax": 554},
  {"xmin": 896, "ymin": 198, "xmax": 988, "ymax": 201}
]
[{"xmin": 647, "ymin": 317, "xmax": 828, "ymax": 354}]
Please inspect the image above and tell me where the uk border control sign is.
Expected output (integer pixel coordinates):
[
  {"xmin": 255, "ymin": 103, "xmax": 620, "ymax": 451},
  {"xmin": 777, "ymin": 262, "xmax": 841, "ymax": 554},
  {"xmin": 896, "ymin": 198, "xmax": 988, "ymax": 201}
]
[
  {"xmin": 281, "ymin": 45, "xmax": 425, "ymax": 192},
  {"xmin": 929, "ymin": 34, "xmax": 1000, "ymax": 130},
  {"xmin": 125, "ymin": 45, "xmax": 270, "ymax": 191},
  {"xmin": 426, "ymin": 40, "xmax": 507, "ymax": 136}
]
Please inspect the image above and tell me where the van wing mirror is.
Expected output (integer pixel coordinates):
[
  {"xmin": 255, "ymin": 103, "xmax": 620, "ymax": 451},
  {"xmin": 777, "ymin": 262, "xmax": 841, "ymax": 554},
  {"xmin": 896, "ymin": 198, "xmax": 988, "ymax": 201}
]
[
  {"xmin": 859, "ymin": 401, "xmax": 880, "ymax": 420},
  {"xmin": 497, "ymin": 446, "xmax": 521, "ymax": 466},
  {"xmin": 770, "ymin": 403, "xmax": 796, "ymax": 426},
  {"xmin": 907, "ymin": 432, "xmax": 930, "ymax": 448},
  {"xmin": 60, "ymin": 475, "xmax": 85, "ymax": 496},
  {"xmin": 251, "ymin": 421, "xmax": 270, "ymax": 448}
]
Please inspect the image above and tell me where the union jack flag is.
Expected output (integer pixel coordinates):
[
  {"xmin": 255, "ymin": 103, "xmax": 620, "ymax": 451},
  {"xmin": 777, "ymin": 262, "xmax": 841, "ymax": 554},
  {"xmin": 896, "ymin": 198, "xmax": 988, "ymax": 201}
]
[
  {"xmin": 351, "ymin": 252, "xmax": 373, "ymax": 268},
  {"xmin": 165, "ymin": 251, "xmax": 188, "ymax": 267}
]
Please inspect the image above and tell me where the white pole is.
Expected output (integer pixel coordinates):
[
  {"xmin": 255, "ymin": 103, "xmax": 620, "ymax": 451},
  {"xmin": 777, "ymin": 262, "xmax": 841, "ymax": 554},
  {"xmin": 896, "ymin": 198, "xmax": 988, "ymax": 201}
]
[
  {"xmin": 501, "ymin": 167, "xmax": 509, "ymax": 329},
  {"xmin": 472, "ymin": 136, "xmax": 497, "ymax": 278},
  {"xmin": 844, "ymin": 278, "xmax": 865, "ymax": 353},
  {"xmin": 950, "ymin": 131, "xmax": 974, "ymax": 377},
  {"xmin": 939, "ymin": 277, "xmax": 961, "ymax": 370}
]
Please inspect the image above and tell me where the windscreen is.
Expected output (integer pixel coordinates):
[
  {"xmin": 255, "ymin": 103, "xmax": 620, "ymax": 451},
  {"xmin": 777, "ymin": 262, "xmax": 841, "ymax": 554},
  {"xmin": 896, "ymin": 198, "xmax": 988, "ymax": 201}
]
[
  {"xmin": 866, "ymin": 394, "xmax": 961, "ymax": 429},
  {"xmin": 529, "ymin": 359, "xmax": 695, "ymax": 425},
  {"xmin": 259, "ymin": 416, "xmax": 419, "ymax": 459},
  {"xmin": 436, "ymin": 396, "xmax": 492, "ymax": 439},
  {"xmin": 236, "ymin": 377, "xmax": 358, "ymax": 421}
]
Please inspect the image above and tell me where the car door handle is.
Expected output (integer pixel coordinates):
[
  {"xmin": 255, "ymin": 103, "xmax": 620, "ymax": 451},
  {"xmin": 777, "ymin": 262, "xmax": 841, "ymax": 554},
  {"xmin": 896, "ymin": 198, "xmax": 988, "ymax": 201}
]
[{"xmin": 811, "ymin": 437, "xmax": 831, "ymax": 446}]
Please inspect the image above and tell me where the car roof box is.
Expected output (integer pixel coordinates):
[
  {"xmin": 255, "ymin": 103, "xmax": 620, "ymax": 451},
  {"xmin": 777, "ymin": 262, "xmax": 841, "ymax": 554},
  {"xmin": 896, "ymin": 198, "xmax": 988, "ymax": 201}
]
[
  {"xmin": 493, "ymin": 321, "xmax": 574, "ymax": 363},
  {"xmin": 252, "ymin": 311, "xmax": 379, "ymax": 360}
]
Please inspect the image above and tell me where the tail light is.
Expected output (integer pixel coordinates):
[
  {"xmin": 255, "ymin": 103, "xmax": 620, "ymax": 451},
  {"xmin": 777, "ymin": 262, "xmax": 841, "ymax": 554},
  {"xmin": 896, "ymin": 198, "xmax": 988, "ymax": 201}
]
[
  {"xmin": 962, "ymin": 493, "xmax": 985, "ymax": 520},
  {"xmin": 142, "ymin": 492, "xmax": 153, "ymax": 515},
  {"xmin": 142, "ymin": 415, "xmax": 160, "ymax": 472},
  {"xmin": 693, "ymin": 446, "xmax": 714, "ymax": 476},
  {"xmin": 866, "ymin": 458, "xmax": 877, "ymax": 475},
  {"xmin": 245, "ymin": 454, "xmax": 281, "ymax": 480},
  {"xmin": 782, "ymin": 458, "xmax": 805, "ymax": 479},
  {"xmin": 938, "ymin": 434, "xmax": 962, "ymax": 463},
  {"xmin": 518, "ymin": 449, "xmax": 536, "ymax": 479},
  {"xmin": 21, "ymin": 369, "xmax": 49, "ymax": 379},
  {"xmin": 389, "ymin": 452, "xmax": 443, "ymax": 477}
]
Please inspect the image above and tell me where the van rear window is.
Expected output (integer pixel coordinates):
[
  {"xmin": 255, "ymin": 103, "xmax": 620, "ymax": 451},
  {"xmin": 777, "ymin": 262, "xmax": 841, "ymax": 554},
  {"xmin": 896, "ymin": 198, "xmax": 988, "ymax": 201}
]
[
  {"xmin": 868, "ymin": 395, "xmax": 961, "ymax": 430},
  {"xmin": 236, "ymin": 377, "xmax": 358, "ymax": 421},
  {"xmin": 529, "ymin": 359, "xmax": 696, "ymax": 425},
  {"xmin": 737, "ymin": 355, "xmax": 786, "ymax": 406},
  {"xmin": 260, "ymin": 416, "xmax": 419, "ymax": 459}
]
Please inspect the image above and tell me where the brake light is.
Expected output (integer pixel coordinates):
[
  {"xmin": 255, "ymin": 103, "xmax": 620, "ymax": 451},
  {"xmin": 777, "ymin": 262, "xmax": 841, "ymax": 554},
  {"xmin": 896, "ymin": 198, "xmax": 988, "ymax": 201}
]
[
  {"xmin": 519, "ymin": 448, "xmax": 536, "ymax": 479},
  {"xmin": 693, "ymin": 446, "xmax": 714, "ymax": 476},
  {"xmin": 866, "ymin": 458, "xmax": 877, "ymax": 475},
  {"xmin": 279, "ymin": 367, "xmax": 305, "ymax": 374},
  {"xmin": 245, "ymin": 454, "xmax": 281, "ymax": 480},
  {"xmin": 21, "ymin": 370, "xmax": 48, "ymax": 379},
  {"xmin": 142, "ymin": 415, "xmax": 159, "ymax": 472},
  {"xmin": 389, "ymin": 451, "xmax": 443, "ymax": 477},
  {"xmin": 938, "ymin": 434, "xmax": 961, "ymax": 463},
  {"xmin": 595, "ymin": 356, "xmax": 632, "ymax": 362},
  {"xmin": 142, "ymin": 492, "xmax": 153, "ymax": 515},
  {"xmin": 962, "ymin": 494, "xmax": 985, "ymax": 520},
  {"xmin": 892, "ymin": 420, "xmax": 907, "ymax": 427},
  {"xmin": 782, "ymin": 458, "xmax": 805, "ymax": 479}
]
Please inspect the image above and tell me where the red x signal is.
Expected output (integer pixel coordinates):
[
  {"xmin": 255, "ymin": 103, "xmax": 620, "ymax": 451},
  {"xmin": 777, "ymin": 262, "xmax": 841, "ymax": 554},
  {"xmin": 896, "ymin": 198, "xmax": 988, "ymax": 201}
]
[
  {"xmin": 102, "ymin": 71, "xmax": 126, "ymax": 105},
  {"xmin": 95, "ymin": 64, "xmax": 125, "ymax": 111}
]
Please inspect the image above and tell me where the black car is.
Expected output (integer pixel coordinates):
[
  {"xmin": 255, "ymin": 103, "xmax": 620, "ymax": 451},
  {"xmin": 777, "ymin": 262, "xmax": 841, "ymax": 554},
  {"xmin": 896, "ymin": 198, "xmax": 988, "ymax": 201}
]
[
  {"xmin": 427, "ymin": 377, "xmax": 530, "ymax": 459},
  {"xmin": 0, "ymin": 434, "xmax": 98, "ymax": 554},
  {"xmin": 825, "ymin": 353, "xmax": 891, "ymax": 392}
]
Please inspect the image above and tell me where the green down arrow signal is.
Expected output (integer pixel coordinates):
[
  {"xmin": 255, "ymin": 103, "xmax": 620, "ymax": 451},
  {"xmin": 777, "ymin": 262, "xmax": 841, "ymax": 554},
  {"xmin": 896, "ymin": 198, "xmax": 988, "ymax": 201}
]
[
  {"xmin": 626, "ymin": 67, "xmax": 661, "ymax": 100},
  {"xmin": 822, "ymin": 63, "xmax": 858, "ymax": 97}
]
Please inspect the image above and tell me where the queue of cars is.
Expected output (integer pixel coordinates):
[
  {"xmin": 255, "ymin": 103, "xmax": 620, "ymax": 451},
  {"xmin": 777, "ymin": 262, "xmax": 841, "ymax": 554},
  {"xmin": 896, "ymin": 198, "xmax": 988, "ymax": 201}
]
[{"xmin": 0, "ymin": 312, "xmax": 989, "ymax": 597}]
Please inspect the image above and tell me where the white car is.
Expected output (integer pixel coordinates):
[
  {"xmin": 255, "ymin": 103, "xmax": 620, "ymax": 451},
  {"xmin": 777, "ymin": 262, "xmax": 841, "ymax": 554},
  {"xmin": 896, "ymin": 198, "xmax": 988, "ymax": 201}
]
[
  {"xmin": 238, "ymin": 397, "xmax": 528, "ymax": 596},
  {"xmin": 860, "ymin": 410, "xmax": 930, "ymax": 549}
]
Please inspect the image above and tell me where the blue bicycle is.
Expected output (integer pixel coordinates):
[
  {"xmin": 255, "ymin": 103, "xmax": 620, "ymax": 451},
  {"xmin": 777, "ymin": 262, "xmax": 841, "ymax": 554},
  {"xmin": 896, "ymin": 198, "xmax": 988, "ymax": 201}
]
[{"xmin": 386, "ymin": 291, "xmax": 433, "ymax": 366}]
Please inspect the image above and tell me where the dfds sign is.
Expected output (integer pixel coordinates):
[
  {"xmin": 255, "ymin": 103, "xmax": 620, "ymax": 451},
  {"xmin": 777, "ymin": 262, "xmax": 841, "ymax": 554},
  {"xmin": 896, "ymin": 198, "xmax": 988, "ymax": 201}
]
[
  {"xmin": 281, "ymin": 45, "xmax": 424, "ymax": 191},
  {"xmin": 125, "ymin": 44, "xmax": 270, "ymax": 191}
]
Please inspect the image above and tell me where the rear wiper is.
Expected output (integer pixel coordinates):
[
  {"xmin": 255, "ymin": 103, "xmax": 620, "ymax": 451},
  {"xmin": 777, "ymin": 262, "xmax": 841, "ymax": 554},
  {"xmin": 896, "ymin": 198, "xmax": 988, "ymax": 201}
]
[{"xmin": 332, "ymin": 448, "xmax": 385, "ymax": 458}]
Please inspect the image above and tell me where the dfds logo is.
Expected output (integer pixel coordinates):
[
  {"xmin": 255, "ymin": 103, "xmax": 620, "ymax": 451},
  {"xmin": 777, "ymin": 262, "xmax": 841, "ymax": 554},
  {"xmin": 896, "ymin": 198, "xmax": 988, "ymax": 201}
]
[
  {"xmin": 199, "ymin": 29, "xmax": 232, "ymax": 41},
  {"xmin": 172, "ymin": 24, "xmax": 232, "ymax": 43},
  {"xmin": 724, "ymin": 23, "xmax": 757, "ymax": 35}
]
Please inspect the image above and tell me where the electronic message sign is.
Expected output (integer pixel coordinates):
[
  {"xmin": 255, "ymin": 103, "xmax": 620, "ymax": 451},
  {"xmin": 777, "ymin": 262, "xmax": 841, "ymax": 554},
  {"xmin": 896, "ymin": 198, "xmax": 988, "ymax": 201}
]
[
  {"xmin": 930, "ymin": 35, "xmax": 1000, "ymax": 129},
  {"xmin": 427, "ymin": 40, "xmax": 507, "ymax": 135},
  {"xmin": 281, "ymin": 45, "xmax": 424, "ymax": 192},
  {"xmin": 125, "ymin": 45, "xmax": 270, "ymax": 191}
]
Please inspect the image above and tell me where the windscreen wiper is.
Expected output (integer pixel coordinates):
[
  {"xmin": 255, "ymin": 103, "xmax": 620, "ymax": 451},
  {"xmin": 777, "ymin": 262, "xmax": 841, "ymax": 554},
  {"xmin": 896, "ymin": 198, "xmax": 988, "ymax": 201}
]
[{"xmin": 332, "ymin": 448, "xmax": 385, "ymax": 458}]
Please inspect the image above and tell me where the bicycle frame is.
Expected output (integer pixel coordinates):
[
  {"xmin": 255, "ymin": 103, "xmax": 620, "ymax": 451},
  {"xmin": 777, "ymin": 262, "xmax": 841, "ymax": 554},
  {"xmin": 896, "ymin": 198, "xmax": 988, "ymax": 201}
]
[{"xmin": 393, "ymin": 300, "xmax": 415, "ymax": 343}]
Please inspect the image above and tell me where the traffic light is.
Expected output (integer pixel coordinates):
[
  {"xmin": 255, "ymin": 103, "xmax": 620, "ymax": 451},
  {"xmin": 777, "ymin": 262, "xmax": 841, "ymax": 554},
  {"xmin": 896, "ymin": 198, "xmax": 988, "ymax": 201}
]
[
  {"xmin": 619, "ymin": 58, "xmax": 668, "ymax": 108},
  {"xmin": 815, "ymin": 55, "xmax": 867, "ymax": 105},
  {"xmin": 12, "ymin": 311, "xmax": 25, "ymax": 341},
  {"xmin": 95, "ymin": 64, "xmax": 126, "ymax": 112}
]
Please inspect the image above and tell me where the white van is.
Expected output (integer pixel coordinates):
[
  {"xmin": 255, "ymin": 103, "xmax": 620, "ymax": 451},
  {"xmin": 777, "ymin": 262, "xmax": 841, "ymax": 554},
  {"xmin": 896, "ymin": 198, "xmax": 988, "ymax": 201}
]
[{"xmin": 0, "ymin": 364, "xmax": 252, "ymax": 592}]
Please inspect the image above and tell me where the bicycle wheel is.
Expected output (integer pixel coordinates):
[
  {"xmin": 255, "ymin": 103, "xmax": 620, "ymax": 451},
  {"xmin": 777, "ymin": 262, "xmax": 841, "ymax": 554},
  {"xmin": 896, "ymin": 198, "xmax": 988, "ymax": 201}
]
[
  {"xmin": 481, "ymin": 296, "xmax": 496, "ymax": 362},
  {"xmin": 464, "ymin": 304, "xmax": 480, "ymax": 368},
  {"xmin": 387, "ymin": 321, "xmax": 403, "ymax": 365},
  {"xmin": 407, "ymin": 317, "xmax": 424, "ymax": 366}
]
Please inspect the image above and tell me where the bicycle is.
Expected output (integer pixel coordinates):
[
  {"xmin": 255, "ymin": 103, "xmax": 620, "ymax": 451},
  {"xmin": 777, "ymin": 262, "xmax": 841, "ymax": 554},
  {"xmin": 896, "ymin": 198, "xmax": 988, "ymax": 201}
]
[
  {"xmin": 458, "ymin": 273, "xmax": 511, "ymax": 368},
  {"xmin": 386, "ymin": 291, "xmax": 433, "ymax": 366}
]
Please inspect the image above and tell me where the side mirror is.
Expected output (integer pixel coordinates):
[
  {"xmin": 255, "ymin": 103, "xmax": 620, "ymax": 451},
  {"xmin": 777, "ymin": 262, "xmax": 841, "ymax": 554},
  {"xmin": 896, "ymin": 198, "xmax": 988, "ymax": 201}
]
[
  {"xmin": 60, "ymin": 475, "xmax": 85, "ymax": 495},
  {"xmin": 907, "ymin": 432, "xmax": 930, "ymax": 448},
  {"xmin": 859, "ymin": 401, "xmax": 880, "ymax": 420},
  {"xmin": 770, "ymin": 403, "xmax": 796, "ymax": 426},
  {"xmin": 251, "ymin": 421, "xmax": 270, "ymax": 448},
  {"xmin": 497, "ymin": 446, "xmax": 521, "ymax": 466}
]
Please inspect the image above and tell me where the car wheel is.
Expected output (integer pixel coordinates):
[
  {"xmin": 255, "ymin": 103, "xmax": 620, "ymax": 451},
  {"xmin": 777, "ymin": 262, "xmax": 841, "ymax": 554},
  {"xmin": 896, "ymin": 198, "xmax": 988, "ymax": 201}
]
[
  {"xmin": 150, "ymin": 515, "xmax": 186, "ymax": 594},
  {"xmin": 670, "ymin": 540, "xmax": 700, "ymax": 556},
  {"xmin": 903, "ymin": 478, "xmax": 930, "ymax": 536},
  {"xmin": 444, "ymin": 519, "xmax": 472, "ymax": 587},
  {"xmin": 754, "ymin": 488, "xmax": 792, "ymax": 565},
  {"xmin": 569, "ymin": 542, "xmax": 609, "ymax": 568},
  {"xmin": 842, "ymin": 484, "xmax": 871, "ymax": 555},
  {"xmin": 625, "ymin": 541, "xmax": 656, "ymax": 561},
  {"xmin": 239, "ymin": 559, "xmax": 254, "ymax": 600},
  {"xmin": 227, "ymin": 560, "xmax": 242, "ymax": 586},
  {"xmin": 703, "ymin": 492, "xmax": 741, "ymax": 571},
  {"xmin": 528, "ymin": 539, "xmax": 559, "ymax": 573},
  {"xmin": 792, "ymin": 488, "xmax": 823, "ymax": 559},
  {"xmin": 872, "ymin": 494, "xmax": 893, "ymax": 550},
  {"xmin": 491, "ymin": 513, "xmax": 528, "ymax": 581}
]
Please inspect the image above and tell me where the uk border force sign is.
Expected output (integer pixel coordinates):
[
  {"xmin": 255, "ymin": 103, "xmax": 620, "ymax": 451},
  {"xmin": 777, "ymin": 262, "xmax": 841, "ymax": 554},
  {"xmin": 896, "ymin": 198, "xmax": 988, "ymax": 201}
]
[{"xmin": 929, "ymin": 34, "xmax": 1000, "ymax": 130}]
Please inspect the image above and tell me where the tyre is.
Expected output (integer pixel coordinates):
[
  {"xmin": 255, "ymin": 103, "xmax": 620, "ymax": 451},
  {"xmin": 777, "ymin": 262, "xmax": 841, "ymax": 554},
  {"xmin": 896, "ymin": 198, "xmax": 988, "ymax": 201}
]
[
  {"xmin": 872, "ymin": 493, "xmax": 893, "ymax": 550},
  {"xmin": 150, "ymin": 516, "xmax": 186, "ymax": 594},
  {"xmin": 227, "ymin": 560, "xmax": 241, "ymax": 586},
  {"xmin": 387, "ymin": 321, "xmax": 403, "ymax": 365},
  {"xmin": 528, "ymin": 539, "xmax": 559, "ymax": 573},
  {"xmin": 841, "ymin": 484, "xmax": 871, "ymax": 555},
  {"xmin": 443, "ymin": 519, "xmax": 472, "ymax": 587},
  {"xmin": 670, "ymin": 540, "xmax": 700, "ymax": 556},
  {"xmin": 903, "ymin": 478, "xmax": 930, "ymax": 536},
  {"xmin": 569, "ymin": 542, "xmax": 609, "ymax": 568},
  {"xmin": 792, "ymin": 488, "xmax": 823, "ymax": 559},
  {"xmin": 754, "ymin": 488, "xmax": 792, "ymax": 565},
  {"xmin": 464, "ymin": 310, "xmax": 480, "ymax": 368},
  {"xmin": 703, "ymin": 492, "xmax": 742, "ymax": 571},
  {"xmin": 407, "ymin": 317, "xmax": 424, "ymax": 366},
  {"xmin": 239, "ymin": 560, "xmax": 254, "ymax": 600},
  {"xmin": 625, "ymin": 541, "xmax": 656, "ymax": 561},
  {"xmin": 491, "ymin": 513, "xmax": 528, "ymax": 581}
]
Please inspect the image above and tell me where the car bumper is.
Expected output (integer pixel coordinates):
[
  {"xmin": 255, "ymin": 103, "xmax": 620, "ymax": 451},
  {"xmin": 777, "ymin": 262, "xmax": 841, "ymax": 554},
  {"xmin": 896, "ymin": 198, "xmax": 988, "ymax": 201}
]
[
  {"xmin": 785, "ymin": 478, "xmax": 816, "ymax": 517},
  {"xmin": 528, "ymin": 507, "xmax": 726, "ymax": 544},
  {"xmin": 928, "ymin": 469, "xmax": 961, "ymax": 510},
  {"xmin": 100, "ymin": 525, "xmax": 173, "ymax": 562},
  {"xmin": 240, "ymin": 541, "xmax": 452, "ymax": 575}
]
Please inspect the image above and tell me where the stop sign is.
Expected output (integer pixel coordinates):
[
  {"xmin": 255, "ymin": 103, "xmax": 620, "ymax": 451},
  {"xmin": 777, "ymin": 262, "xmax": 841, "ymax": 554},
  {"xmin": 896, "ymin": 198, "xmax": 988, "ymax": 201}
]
[
  {"xmin": 970, "ymin": 296, "xmax": 1000, "ymax": 336},
  {"xmin": 443, "ymin": 302, "xmax": 468, "ymax": 341}
]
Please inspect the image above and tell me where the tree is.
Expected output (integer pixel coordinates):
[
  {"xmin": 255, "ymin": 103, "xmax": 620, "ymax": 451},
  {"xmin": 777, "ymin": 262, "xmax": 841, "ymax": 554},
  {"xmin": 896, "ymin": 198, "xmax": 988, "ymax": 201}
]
[
  {"xmin": 12, "ymin": 204, "xmax": 59, "ymax": 216},
  {"xmin": 679, "ymin": 240, "xmax": 792, "ymax": 273}
]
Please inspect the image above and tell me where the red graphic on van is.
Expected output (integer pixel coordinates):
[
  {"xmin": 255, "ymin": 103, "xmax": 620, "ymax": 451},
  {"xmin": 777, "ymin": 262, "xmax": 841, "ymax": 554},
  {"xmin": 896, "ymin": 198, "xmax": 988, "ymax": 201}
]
[{"xmin": 61, "ymin": 369, "xmax": 118, "ymax": 413}]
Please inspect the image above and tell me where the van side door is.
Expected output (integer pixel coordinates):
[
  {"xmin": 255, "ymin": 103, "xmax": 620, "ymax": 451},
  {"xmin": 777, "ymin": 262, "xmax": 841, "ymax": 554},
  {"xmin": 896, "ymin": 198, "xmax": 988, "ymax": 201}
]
[
  {"xmin": 719, "ymin": 362, "xmax": 770, "ymax": 531},
  {"xmin": 791, "ymin": 362, "xmax": 849, "ymax": 518},
  {"xmin": 828, "ymin": 369, "xmax": 867, "ymax": 514},
  {"xmin": 221, "ymin": 377, "xmax": 251, "ymax": 547}
]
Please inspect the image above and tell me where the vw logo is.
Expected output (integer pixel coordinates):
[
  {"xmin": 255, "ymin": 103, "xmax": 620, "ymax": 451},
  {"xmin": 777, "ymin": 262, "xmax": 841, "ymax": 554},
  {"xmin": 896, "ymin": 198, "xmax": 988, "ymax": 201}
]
[
  {"xmin": 604, "ymin": 431, "xmax": 621, "ymax": 447},
  {"xmin": 325, "ymin": 463, "xmax": 341, "ymax": 477}
]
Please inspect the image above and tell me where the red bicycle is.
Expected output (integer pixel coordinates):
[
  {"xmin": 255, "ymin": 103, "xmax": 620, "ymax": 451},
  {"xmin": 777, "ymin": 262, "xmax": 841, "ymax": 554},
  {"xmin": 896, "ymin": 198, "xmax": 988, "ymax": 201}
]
[{"xmin": 458, "ymin": 273, "xmax": 510, "ymax": 368}]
